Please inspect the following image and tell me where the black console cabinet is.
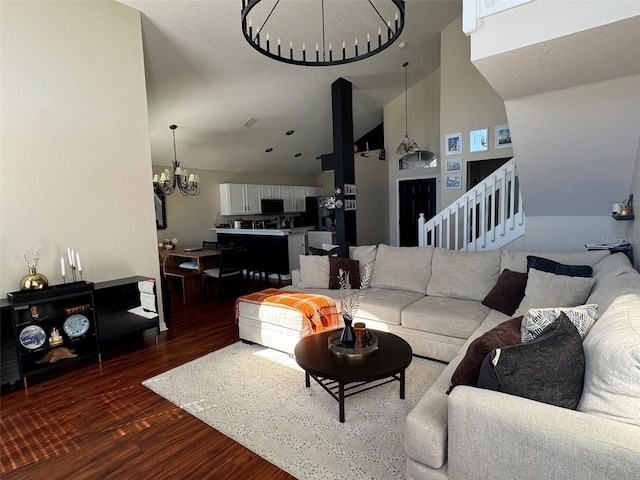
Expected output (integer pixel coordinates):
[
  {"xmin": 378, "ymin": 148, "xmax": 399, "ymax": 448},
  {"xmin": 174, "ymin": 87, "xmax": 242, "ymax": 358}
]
[
  {"xmin": 93, "ymin": 275, "xmax": 160, "ymax": 351},
  {"xmin": 1, "ymin": 276, "xmax": 159, "ymax": 388},
  {"xmin": 5, "ymin": 282, "xmax": 99, "ymax": 388}
]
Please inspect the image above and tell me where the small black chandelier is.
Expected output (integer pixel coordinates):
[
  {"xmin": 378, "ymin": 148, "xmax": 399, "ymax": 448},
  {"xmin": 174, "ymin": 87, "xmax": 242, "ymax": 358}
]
[
  {"xmin": 241, "ymin": 0, "xmax": 405, "ymax": 67},
  {"xmin": 153, "ymin": 125, "xmax": 200, "ymax": 196}
]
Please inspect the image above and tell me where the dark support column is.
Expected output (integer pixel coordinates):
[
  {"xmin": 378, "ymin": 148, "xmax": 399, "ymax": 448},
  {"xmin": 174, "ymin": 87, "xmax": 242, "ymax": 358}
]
[{"xmin": 320, "ymin": 77, "xmax": 356, "ymax": 245}]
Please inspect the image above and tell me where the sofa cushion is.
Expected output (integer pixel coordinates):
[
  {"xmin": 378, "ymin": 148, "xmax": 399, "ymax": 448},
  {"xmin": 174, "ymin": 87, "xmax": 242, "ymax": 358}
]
[
  {"xmin": 448, "ymin": 316, "xmax": 522, "ymax": 392},
  {"xmin": 328, "ymin": 257, "xmax": 360, "ymax": 289},
  {"xmin": 500, "ymin": 249, "xmax": 610, "ymax": 273},
  {"xmin": 578, "ymin": 294, "xmax": 640, "ymax": 426},
  {"xmin": 355, "ymin": 288, "xmax": 424, "ymax": 326},
  {"xmin": 350, "ymin": 244, "xmax": 377, "ymax": 285},
  {"xmin": 515, "ymin": 268, "xmax": 595, "ymax": 316},
  {"xmin": 297, "ymin": 255, "xmax": 330, "ymax": 288},
  {"xmin": 427, "ymin": 248, "xmax": 501, "ymax": 301},
  {"xmin": 369, "ymin": 244, "xmax": 434, "ymax": 294},
  {"xmin": 526, "ymin": 255, "xmax": 593, "ymax": 277},
  {"xmin": 477, "ymin": 312, "xmax": 585, "ymax": 409},
  {"xmin": 520, "ymin": 304, "xmax": 598, "ymax": 342},
  {"xmin": 481, "ymin": 269, "xmax": 528, "ymax": 315},
  {"xmin": 586, "ymin": 253, "xmax": 640, "ymax": 312},
  {"xmin": 402, "ymin": 296, "xmax": 490, "ymax": 339}
]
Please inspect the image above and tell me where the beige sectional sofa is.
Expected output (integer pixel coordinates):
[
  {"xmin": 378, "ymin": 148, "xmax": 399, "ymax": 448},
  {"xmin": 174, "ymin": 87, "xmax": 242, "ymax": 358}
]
[{"xmin": 236, "ymin": 244, "xmax": 640, "ymax": 480}]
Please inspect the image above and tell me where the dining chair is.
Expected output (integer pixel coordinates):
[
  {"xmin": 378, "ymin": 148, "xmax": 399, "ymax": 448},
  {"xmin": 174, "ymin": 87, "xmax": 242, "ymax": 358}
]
[
  {"xmin": 201, "ymin": 245, "xmax": 246, "ymax": 299},
  {"xmin": 202, "ymin": 240, "xmax": 218, "ymax": 250}
]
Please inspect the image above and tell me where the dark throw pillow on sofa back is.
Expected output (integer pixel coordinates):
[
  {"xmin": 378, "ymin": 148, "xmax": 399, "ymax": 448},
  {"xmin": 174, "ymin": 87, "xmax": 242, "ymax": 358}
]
[
  {"xmin": 477, "ymin": 312, "xmax": 585, "ymax": 409},
  {"xmin": 526, "ymin": 255, "xmax": 593, "ymax": 278},
  {"xmin": 328, "ymin": 257, "xmax": 360, "ymax": 289},
  {"xmin": 309, "ymin": 243, "xmax": 349, "ymax": 258},
  {"xmin": 482, "ymin": 269, "xmax": 528, "ymax": 315},
  {"xmin": 447, "ymin": 316, "xmax": 523, "ymax": 394}
]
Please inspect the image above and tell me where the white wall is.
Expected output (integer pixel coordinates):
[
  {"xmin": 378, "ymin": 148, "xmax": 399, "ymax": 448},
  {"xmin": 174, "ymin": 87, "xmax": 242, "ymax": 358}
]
[
  {"xmin": 1, "ymin": 2, "xmax": 160, "ymax": 310},
  {"xmin": 385, "ymin": 68, "xmax": 441, "ymax": 245},
  {"xmin": 440, "ymin": 16, "xmax": 512, "ymax": 208},
  {"xmin": 355, "ymin": 153, "xmax": 389, "ymax": 246}
]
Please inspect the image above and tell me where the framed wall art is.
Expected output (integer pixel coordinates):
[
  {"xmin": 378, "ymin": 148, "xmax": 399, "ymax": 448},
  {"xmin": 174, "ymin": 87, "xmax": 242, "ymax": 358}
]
[
  {"xmin": 444, "ymin": 175, "xmax": 462, "ymax": 189},
  {"xmin": 445, "ymin": 132, "xmax": 462, "ymax": 156},
  {"xmin": 469, "ymin": 128, "xmax": 489, "ymax": 152},
  {"xmin": 445, "ymin": 157, "xmax": 463, "ymax": 173},
  {"xmin": 495, "ymin": 125, "xmax": 512, "ymax": 149}
]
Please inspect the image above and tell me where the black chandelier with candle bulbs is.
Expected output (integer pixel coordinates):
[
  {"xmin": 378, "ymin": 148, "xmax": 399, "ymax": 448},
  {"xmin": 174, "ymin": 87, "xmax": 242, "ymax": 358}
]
[
  {"xmin": 153, "ymin": 125, "xmax": 200, "ymax": 196},
  {"xmin": 241, "ymin": 0, "xmax": 405, "ymax": 67}
]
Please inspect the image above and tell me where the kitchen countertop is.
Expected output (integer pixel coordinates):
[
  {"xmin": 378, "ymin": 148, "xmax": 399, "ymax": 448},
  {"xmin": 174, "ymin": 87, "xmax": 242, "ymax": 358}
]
[{"xmin": 211, "ymin": 228, "xmax": 291, "ymax": 236}]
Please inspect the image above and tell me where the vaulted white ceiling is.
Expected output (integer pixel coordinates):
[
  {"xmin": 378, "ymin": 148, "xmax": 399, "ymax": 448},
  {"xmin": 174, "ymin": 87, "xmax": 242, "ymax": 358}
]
[{"xmin": 119, "ymin": 0, "xmax": 461, "ymax": 177}]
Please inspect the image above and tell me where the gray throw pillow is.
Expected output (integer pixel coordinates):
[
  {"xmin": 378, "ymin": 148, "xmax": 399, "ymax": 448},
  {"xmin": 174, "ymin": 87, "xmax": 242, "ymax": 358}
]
[
  {"xmin": 515, "ymin": 268, "xmax": 595, "ymax": 316},
  {"xmin": 477, "ymin": 312, "xmax": 585, "ymax": 409}
]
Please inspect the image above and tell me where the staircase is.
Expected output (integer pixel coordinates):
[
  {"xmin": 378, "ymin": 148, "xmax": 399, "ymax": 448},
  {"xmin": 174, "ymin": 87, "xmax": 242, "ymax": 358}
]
[{"xmin": 418, "ymin": 158, "xmax": 525, "ymax": 251}]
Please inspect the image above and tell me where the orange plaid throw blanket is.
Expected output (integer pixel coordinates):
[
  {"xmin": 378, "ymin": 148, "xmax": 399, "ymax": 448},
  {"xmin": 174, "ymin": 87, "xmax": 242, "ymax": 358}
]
[{"xmin": 235, "ymin": 288, "xmax": 340, "ymax": 333}]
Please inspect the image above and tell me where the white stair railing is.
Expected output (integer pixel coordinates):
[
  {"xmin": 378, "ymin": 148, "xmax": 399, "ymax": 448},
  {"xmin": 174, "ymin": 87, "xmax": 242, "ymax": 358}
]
[{"xmin": 418, "ymin": 158, "xmax": 525, "ymax": 251}]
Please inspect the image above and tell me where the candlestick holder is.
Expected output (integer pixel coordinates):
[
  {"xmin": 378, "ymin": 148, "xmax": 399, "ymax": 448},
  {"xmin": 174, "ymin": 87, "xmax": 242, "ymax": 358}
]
[
  {"xmin": 71, "ymin": 265, "xmax": 77, "ymax": 282},
  {"xmin": 79, "ymin": 269, "xmax": 83, "ymax": 281},
  {"xmin": 62, "ymin": 274, "xmax": 66, "ymax": 284}
]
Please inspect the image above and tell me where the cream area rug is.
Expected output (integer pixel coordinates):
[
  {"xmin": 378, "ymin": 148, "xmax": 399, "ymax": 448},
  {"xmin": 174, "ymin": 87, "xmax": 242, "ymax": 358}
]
[{"xmin": 143, "ymin": 341, "xmax": 446, "ymax": 480}]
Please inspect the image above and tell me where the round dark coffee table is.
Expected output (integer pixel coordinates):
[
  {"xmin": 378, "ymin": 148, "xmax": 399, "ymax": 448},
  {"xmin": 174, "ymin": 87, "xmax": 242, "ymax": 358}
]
[{"xmin": 294, "ymin": 329, "xmax": 413, "ymax": 422}]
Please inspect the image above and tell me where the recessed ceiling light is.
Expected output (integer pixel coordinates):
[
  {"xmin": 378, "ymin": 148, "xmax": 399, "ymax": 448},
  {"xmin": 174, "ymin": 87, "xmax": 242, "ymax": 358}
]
[
  {"xmin": 244, "ymin": 117, "xmax": 258, "ymax": 128},
  {"xmin": 286, "ymin": 130, "xmax": 294, "ymax": 135},
  {"xmin": 294, "ymin": 152, "xmax": 302, "ymax": 157},
  {"xmin": 265, "ymin": 147, "xmax": 273, "ymax": 153}
]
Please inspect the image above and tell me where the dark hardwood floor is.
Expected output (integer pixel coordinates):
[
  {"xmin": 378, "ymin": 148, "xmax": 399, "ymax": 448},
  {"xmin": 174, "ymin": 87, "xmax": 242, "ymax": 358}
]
[{"xmin": 1, "ymin": 277, "xmax": 297, "ymax": 480}]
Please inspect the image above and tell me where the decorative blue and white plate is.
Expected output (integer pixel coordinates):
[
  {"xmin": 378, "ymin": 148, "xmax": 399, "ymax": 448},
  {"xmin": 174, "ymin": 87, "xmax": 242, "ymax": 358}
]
[
  {"xmin": 63, "ymin": 314, "xmax": 90, "ymax": 338},
  {"xmin": 19, "ymin": 325, "xmax": 46, "ymax": 350}
]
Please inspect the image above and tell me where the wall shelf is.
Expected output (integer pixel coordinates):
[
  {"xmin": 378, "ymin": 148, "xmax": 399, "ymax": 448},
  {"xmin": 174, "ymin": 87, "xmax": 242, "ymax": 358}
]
[{"xmin": 612, "ymin": 213, "xmax": 634, "ymax": 221}]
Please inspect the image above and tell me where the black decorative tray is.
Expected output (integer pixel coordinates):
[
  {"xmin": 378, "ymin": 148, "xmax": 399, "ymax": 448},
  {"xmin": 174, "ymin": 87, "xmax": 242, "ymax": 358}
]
[
  {"xmin": 328, "ymin": 331, "xmax": 378, "ymax": 357},
  {"xmin": 7, "ymin": 281, "xmax": 94, "ymax": 303}
]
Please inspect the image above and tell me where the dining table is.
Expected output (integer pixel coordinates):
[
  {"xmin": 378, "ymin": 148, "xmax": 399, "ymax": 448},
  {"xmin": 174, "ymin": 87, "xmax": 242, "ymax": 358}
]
[{"xmin": 164, "ymin": 248, "xmax": 221, "ymax": 304}]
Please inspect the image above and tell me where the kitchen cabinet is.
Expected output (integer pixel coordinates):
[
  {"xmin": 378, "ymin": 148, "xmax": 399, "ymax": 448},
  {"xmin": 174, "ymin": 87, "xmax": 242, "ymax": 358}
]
[
  {"xmin": 293, "ymin": 186, "xmax": 308, "ymax": 212},
  {"xmin": 261, "ymin": 185, "xmax": 295, "ymax": 212},
  {"xmin": 220, "ymin": 183, "xmax": 262, "ymax": 215},
  {"xmin": 287, "ymin": 233, "xmax": 306, "ymax": 273}
]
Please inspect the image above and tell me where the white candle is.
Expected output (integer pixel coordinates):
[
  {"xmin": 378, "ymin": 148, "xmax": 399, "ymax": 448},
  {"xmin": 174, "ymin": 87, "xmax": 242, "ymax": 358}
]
[
  {"xmin": 76, "ymin": 253, "xmax": 82, "ymax": 272},
  {"xmin": 70, "ymin": 249, "xmax": 75, "ymax": 267},
  {"xmin": 67, "ymin": 247, "xmax": 73, "ymax": 265},
  {"xmin": 61, "ymin": 257, "xmax": 66, "ymax": 277}
]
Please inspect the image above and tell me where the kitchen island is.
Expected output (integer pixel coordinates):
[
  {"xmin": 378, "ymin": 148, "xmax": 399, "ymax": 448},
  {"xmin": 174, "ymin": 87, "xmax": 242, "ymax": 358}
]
[{"xmin": 211, "ymin": 228, "xmax": 310, "ymax": 279}]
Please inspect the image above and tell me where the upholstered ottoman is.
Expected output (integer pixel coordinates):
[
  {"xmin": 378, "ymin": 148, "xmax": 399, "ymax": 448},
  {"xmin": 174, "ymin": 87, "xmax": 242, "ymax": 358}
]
[{"xmin": 236, "ymin": 289, "xmax": 341, "ymax": 354}]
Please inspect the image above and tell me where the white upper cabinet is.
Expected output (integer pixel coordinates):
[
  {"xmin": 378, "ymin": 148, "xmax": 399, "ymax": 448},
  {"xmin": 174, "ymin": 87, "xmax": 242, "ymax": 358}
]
[
  {"xmin": 222, "ymin": 183, "xmax": 319, "ymax": 215},
  {"xmin": 220, "ymin": 183, "xmax": 262, "ymax": 215}
]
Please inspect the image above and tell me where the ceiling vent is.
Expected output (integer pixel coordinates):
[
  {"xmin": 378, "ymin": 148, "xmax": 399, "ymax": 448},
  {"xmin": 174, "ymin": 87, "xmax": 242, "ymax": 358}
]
[{"xmin": 243, "ymin": 117, "xmax": 258, "ymax": 128}]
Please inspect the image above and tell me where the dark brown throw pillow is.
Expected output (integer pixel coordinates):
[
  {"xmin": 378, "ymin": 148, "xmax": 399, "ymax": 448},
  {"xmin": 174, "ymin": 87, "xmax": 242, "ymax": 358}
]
[
  {"xmin": 482, "ymin": 269, "xmax": 529, "ymax": 315},
  {"xmin": 447, "ymin": 316, "xmax": 523, "ymax": 394},
  {"xmin": 526, "ymin": 255, "xmax": 592, "ymax": 277},
  {"xmin": 309, "ymin": 243, "xmax": 349, "ymax": 258},
  {"xmin": 329, "ymin": 257, "xmax": 360, "ymax": 289}
]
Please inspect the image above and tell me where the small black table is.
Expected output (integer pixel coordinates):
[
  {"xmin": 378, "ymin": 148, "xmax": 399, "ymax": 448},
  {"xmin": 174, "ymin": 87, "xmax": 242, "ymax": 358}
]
[{"xmin": 294, "ymin": 329, "xmax": 413, "ymax": 422}]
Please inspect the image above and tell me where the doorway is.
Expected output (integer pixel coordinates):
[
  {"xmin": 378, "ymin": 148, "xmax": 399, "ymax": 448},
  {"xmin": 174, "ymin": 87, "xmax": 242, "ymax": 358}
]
[{"xmin": 398, "ymin": 178, "xmax": 437, "ymax": 247}]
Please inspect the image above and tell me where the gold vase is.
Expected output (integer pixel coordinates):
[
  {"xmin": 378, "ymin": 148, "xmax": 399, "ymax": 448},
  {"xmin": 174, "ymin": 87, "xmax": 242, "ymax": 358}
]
[{"xmin": 20, "ymin": 267, "xmax": 49, "ymax": 290}]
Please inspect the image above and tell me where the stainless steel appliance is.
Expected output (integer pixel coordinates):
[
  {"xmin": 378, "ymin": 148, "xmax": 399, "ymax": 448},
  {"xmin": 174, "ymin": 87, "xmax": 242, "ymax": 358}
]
[
  {"xmin": 260, "ymin": 198, "xmax": 285, "ymax": 215},
  {"xmin": 302, "ymin": 196, "xmax": 336, "ymax": 230}
]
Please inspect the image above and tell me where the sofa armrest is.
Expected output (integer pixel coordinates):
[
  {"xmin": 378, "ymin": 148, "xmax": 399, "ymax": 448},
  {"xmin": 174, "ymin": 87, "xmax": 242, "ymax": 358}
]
[
  {"xmin": 448, "ymin": 386, "xmax": 640, "ymax": 480},
  {"xmin": 290, "ymin": 269, "xmax": 300, "ymax": 287}
]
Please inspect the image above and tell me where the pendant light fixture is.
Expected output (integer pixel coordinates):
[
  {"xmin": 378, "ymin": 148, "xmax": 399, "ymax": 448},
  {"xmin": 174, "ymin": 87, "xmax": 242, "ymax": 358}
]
[
  {"xmin": 153, "ymin": 125, "xmax": 200, "ymax": 196},
  {"xmin": 396, "ymin": 61, "xmax": 419, "ymax": 155},
  {"xmin": 241, "ymin": 0, "xmax": 405, "ymax": 67}
]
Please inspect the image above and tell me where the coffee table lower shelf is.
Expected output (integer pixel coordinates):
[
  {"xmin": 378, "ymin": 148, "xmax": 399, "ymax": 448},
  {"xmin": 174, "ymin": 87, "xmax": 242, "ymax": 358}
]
[{"xmin": 304, "ymin": 371, "xmax": 406, "ymax": 423}]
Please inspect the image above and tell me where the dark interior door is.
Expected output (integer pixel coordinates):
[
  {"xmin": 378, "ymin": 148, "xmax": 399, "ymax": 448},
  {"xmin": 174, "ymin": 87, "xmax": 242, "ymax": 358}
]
[{"xmin": 398, "ymin": 178, "xmax": 437, "ymax": 247}]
